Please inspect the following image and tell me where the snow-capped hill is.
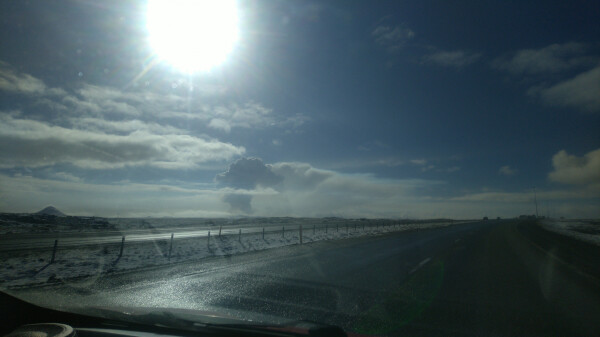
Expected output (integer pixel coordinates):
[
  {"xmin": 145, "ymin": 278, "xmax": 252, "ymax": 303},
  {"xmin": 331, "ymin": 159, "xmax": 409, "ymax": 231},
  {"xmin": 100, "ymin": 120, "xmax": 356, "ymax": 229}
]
[{"xmin": 35, "ymin": 206, "xmax": 66, "ymax": 217}]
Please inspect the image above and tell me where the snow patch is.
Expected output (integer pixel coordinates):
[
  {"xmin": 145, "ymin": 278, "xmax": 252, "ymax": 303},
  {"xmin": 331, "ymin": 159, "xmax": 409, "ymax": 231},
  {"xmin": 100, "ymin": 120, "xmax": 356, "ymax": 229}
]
[
  {"xmin": 0, "ymin": 221, "xmax": 468, "ymax": 288},
  {"xmin": 539, "ymin": 219, "xmax": 600, "ymax": 246}
]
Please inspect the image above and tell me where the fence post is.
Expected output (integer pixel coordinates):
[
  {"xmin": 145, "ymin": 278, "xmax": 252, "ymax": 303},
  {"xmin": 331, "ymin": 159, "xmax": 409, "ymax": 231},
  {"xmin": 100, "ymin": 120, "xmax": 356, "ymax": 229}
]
[
  {"xmin": 50, "ymin": 239, "xmax": 58, "ymax": 264},
  {"xmin": 300, "ymin": 225, "xmax": 303, "ymax": 244},
  {"xmin": 219, "ymin": 226, "xmax": 222, "ymax": 237},
  {"xmin": 207, "ymin": 231, "xmax": 210, "ymax": 247},
  {"xmin": 168, "ymin": 233, "xmax": 174, "ymax": 260},
  {"xmin": 282, "ymin": 226, "xmax": 285, "ymax": 237},
  {"xmin": 239, "ymin": 229, "xmax": 242, "ymax": 242},
  {"xmin": 262, "ymin": 227, "xmax": 265, "ymax": 239},
  {"xmin": 118, "ymin": 236, "xmax": 125, "ymax": 259}
]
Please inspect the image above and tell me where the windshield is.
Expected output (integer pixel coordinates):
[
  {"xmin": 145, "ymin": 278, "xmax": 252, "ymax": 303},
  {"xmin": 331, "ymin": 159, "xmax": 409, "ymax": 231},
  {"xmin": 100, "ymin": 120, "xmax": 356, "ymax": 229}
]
[{"xmin": 1, "ymin": 1, "xmax": 599, "ymax": 336}]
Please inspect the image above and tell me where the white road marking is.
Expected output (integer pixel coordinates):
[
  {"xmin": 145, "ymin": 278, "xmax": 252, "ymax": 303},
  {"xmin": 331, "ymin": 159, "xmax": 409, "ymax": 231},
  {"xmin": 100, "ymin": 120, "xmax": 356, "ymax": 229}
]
[{"xmin": 409, "ymin": 257, "xmax": 431, "ymax": 274}]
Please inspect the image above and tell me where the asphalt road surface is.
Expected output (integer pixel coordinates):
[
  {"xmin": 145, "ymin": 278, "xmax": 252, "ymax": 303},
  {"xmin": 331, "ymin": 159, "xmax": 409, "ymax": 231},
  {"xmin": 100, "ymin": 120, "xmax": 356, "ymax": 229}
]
[{"xmin": 9, "ymin": 220, "xmax": 600, "ymax": 336}]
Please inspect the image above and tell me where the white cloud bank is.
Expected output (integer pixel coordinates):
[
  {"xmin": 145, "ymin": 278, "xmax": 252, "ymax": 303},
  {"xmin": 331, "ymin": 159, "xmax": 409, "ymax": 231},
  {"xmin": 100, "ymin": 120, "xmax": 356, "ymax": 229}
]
[
  {"xmin": 0, "ymin": 114, "xmax": 244, "ymax": 169},
  {"xmin": 549, "ymin": 148, "xmax": 600, "ymax": 186},
  {"xmin": 2, "ymin": 153, "xmax": 599, "ymax": 219}
]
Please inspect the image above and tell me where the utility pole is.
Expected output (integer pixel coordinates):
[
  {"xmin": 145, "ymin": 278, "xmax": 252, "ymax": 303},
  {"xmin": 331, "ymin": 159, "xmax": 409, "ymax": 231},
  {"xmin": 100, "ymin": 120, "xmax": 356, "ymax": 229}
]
[{"xmin": 533, "ymin": 187, "xmax": 539, "ymax": 218}]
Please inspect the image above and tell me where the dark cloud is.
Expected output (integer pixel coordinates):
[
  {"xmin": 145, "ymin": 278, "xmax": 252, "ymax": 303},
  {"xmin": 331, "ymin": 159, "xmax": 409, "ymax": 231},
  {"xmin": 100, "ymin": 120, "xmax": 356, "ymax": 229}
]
[
  {"xmin": 216, "ymin": 157, "xmax": 283, "ymax": 214},
  {"xmin": 223, "ymin": 194, "xmax": 253, "ymax": 214},
  {"xmin": 215, "ymin": 157, "xmax": 282, "ymax": 189}
]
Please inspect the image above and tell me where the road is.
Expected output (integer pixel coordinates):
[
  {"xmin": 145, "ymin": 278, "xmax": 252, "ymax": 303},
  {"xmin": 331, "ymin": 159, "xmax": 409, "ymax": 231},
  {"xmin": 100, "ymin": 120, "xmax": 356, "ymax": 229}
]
[{"xmin": 9, "ymin": 220, "xmax": 600, "ymax": 336}]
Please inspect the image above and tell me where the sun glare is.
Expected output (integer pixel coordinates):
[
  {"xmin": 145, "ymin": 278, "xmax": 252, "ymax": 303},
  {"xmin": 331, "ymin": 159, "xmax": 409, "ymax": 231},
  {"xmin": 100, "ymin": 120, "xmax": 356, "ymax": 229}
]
[{"xmin": 146, "ymin": 0, "xmax": 239, "ymax": 73}]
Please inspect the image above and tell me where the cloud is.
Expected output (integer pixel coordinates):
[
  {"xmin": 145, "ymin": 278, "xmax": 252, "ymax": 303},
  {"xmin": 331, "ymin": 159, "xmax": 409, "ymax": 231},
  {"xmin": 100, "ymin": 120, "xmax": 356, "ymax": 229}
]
[
  {"xmin": 214, "ymin": 158, "xmax": 444, "ymax": 216},
  {"xmin": 443, "ymin": 150, "xmax": 599, "ymax": 218},
  {"xmin": 548, "ymin": 148, "xmax": 600, "ymax": 186},
  {"xmin": 451, "ymin": 191, "xmax": 531, "ymax": 203},
  {"xmin": 2, "ymin": 160, "xmax": 598, "ymax": 218},
  {"xmin": 252, "ymin": 169, "xmax": 444, "ymax": 218},
  {"xmin": 76, "ymin": 86, "xmax": 300, "ymax": 131},
  {"xmin": 51, "ymin": 172, "xmax": 83, "ymax": 183},
  {"xmin": 410, "ymin": 159, "xmax": 427, "ymax": 166},
  {"xmin": 499, "ymin": 165, "xmax": 517, "ymax": 176},
  {"xmin": 270, "ymin": 162, "xmax": 333, "ymax": 191},
  {"xmin": 0, "ymin": 62, "xmax": 306, "ymax": 135},
  {"xmin": 492, "ymin": 42, "xmax": 592, "ymax": 74},
  {"xmin": 216, "ymin": 158, "xmax": 335, "ymax": 214},
  {"xmin": 533, "ymin": 65, "xmax": 600, "ymax": 113},
  {"xmin": 0, "ymin": 173, "xmax": 230, "ymax": 217},
  {"xmin": 423, "ymin": 50, "xmax": 481, "ymax": 67},
  {"xmin": 216, "ymin": 158, "xmax": 283, "ymax": 190},
  {"xmin": 156, "ymin": 100, "xmax": 307, "ymax": 133},
  {"xmin": 439, "ymin": 166, "xmax": 460, "ymax": 173},
  {"xmin": 0, "ymin": 61, "xmax": 47, "ymax": 94},
  {"xmin": 208, "ymin": 118, "xmax": 231, "ymax": 133},
  {"xmin": 222, "ymin": 194, "xmax": 253, "ymax": 214},
  {"xmin": 206, "ymin": 101, "xmax": 279, "ymax": 132},
  {"xmin": 0, "ymin": 114, "xmax": 245, "ymax": 169},
  {"xmin": 451, "ymin": 188, "xmax": 598, "ymax": 203},
  {"xmin": 69, "ymin": 117, "xmax": 184, "ymax": 135},
  {"xmin": 73, "ymin": 84, "xmax": 142, "ymax": 117},
  {"xmin": 357, "ymin": 140, "xmax": 389, "ymax": 152},
  {"xmin": 372, "ymin": 24, "xmax": 415, "ymax": 52},
  {"xmin": 491, "ymin": 44, "xmax": 600, "ymax": 113}
]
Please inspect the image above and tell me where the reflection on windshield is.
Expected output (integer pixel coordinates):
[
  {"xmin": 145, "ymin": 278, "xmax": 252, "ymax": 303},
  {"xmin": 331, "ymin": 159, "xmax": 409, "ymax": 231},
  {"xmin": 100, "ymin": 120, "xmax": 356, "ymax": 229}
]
[{"xmin": 1, "ymin": 0, "xmax": 599, "ymax": 336}]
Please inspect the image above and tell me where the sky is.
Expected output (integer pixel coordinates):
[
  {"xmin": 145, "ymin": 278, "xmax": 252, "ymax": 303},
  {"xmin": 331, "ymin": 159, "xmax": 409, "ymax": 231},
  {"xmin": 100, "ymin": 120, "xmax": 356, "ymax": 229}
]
[{"xmin": 0, "ymin": 0, "xmax": 599, "ymax": 219}]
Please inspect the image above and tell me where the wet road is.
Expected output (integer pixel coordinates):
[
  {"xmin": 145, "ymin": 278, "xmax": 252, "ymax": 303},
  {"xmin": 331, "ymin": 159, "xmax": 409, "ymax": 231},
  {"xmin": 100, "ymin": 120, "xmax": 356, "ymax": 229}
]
[{"xmin": 11, "ymin": 220, "xmax": 600, "ymax": 336}]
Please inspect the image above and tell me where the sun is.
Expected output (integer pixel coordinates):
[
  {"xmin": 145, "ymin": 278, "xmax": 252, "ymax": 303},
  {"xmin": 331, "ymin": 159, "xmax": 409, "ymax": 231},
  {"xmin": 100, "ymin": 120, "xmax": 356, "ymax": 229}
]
[{"xmin": 146, "ymin": 0, "xmax": 239, "ymax": 73}]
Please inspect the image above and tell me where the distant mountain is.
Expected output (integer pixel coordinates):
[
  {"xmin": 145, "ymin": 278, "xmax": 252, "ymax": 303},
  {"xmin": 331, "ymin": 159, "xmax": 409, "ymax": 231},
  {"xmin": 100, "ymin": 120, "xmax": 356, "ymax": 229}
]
[{"xmin": 35, "ymin": 206, "xmax": 66, "ymax": 217}]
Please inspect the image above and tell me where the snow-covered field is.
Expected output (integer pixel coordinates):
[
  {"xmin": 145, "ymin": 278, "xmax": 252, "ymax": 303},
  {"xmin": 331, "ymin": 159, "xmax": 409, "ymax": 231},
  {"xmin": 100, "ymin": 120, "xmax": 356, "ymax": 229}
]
[
  {"xmin": 0, "ymin": 221, "xmax": 465, "ymax": 288},
  {"xmin": 539, "ymin": 219, "xmax": 600, "ymax": 246}
]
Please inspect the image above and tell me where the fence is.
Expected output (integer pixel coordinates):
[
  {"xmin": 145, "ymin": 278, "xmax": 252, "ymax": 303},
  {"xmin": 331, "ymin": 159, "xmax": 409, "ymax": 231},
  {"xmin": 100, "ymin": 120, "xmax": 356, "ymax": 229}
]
[{"xmin": 37, "ymin": 220, "xmax": 464, "ymax": 266}]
